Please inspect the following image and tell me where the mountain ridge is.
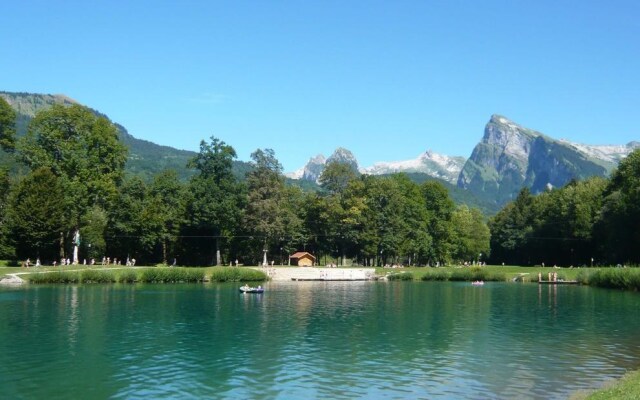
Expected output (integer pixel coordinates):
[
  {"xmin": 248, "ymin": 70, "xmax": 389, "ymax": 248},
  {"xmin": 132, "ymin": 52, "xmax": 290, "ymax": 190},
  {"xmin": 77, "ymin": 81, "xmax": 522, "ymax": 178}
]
[
  {"xmin": 3, "ymin": 91, "xmax": 637, "ymax": 212},
  {"xmin": 289, "ymin": 114, "xmax": 638, "ymax": 206}
]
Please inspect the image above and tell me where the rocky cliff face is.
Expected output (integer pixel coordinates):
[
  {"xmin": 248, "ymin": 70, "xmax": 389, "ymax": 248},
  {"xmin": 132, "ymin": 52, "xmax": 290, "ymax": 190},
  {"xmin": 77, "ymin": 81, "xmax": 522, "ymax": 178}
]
[
  {"xmin": 290, "ymin": 148, "xmax": 360, "ymax": 183},
  {"xmin": 457, "ymin": 115, "xmax": 611, "ymax": 204},
  {"xmin": 301, "ymin": 154, "xmax": 326, "ymax": 181}
]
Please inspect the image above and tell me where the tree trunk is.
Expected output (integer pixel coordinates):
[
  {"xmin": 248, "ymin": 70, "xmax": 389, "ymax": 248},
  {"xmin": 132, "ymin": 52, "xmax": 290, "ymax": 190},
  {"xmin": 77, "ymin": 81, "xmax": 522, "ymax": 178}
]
[
  {"xmin": 59, "ymin": 232, "xmax": 65, "ymax": 260},
  {"xmin": 162, "ymin": 240, "xmax": 167, "ymax": 265}
]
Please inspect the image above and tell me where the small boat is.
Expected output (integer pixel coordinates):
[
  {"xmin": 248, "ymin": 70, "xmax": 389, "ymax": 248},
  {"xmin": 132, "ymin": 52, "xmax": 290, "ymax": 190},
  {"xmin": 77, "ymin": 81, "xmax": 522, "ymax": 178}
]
[
  {"xmin": 239, "ymin": 285, "xmax": 264, "ymax": 293},
  {"xmin": 471, "ymin": 280, "xmax": 484, "ymax": 286}
]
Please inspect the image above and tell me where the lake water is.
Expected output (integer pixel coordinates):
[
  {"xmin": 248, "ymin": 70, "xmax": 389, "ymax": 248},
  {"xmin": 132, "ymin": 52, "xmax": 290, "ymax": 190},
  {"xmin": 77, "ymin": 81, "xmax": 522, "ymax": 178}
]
[{"xmin": 1, "ymin": 281, "xmax": 640, "ymax": 399}]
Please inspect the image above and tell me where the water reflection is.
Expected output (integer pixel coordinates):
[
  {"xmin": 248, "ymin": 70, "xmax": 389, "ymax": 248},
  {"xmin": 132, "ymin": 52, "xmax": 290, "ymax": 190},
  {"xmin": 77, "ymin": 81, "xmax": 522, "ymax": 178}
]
[{"xmin": 1, "ymin": 282, "xmax": 640, "ymax": 399}]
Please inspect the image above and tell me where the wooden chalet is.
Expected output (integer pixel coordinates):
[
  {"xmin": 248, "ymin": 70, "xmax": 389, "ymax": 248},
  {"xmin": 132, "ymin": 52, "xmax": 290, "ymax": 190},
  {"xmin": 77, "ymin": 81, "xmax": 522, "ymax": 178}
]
[{"xmin": 289, "ymin": 252, "xmax": 316, "ymax": 267}]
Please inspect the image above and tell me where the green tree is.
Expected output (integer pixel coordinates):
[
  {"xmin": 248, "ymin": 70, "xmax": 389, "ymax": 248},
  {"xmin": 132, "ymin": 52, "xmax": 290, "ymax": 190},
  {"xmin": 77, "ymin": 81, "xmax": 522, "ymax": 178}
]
[
  {"xmin": 316, "ymin": 162, "xmax": 366, "ymax": 265},
  {"xmin": 80, "ymin": 205, "xmax": 108, "ymax": 262},
  {"xmin": 141, "ymin": 170, "xmax": 186, "ymax": 264},
  {"xmin": 361, "ymin": 175, "xmax": 407, "ymax": 266},
  {"xmin": 488, "ymin": 188, "xmax": 534, "ymax": 265},
  {"xmin": 0, "ymin": 169, "xmax": 14, "ymax": 258},
  {"xmin": 184, "ymin": 137, "xmax": 245, "ymax": 265},
  {"xmin": 17, "ymin": 104, "xmax": 127, "ymax": 261},
  {"xmin": 6, "ymin": 168, "xmax": 66, "ymax": 261},
  {"xmin": 106, "ymin": 176, "xmax": 147, "ymax": 262},
  {"xmin": 422, "ymin": 181, "xmax": 455, "ymax": 265},
  {"xmin": 0, "ymin": 97, "xmax": 16, "ymax": 152},
  {"xmin": 318, "ymin": 161, "xmax": 359, "ymax": 195},
  {"xmin": 244, "ymin": 149, "xmax": 301, "ymax": 264},
  {"xmin": 451, "ymin": 205, "xmax": 490, "ymax": 263},
  {"xmin": 598, "ymin": 150, "xmax": 640, "ymax": 263}
]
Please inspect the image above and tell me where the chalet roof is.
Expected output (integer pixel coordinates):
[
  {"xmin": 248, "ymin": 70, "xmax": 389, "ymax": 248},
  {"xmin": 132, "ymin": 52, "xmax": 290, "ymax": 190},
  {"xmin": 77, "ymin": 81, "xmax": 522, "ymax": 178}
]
[{"xmin": 289, "ymin": 251, "xmax": 316, "ymax": 260}]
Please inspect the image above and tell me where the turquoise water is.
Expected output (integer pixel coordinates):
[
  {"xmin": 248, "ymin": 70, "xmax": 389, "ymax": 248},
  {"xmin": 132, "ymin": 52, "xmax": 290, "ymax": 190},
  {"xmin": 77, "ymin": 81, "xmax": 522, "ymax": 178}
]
[{"xmin": 1, "ymin": 281, "xmax": 640, "ymax": 399}]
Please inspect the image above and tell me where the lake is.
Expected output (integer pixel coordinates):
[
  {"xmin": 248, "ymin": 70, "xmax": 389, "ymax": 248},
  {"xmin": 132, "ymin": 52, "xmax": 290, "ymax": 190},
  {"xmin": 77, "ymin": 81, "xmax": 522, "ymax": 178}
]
[{"xmin": 1, "ymin": 281, "xmax": 640, "ymax": 399}]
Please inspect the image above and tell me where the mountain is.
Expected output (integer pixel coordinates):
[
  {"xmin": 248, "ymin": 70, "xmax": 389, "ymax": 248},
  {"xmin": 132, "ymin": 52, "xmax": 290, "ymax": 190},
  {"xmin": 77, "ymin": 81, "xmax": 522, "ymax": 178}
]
[
  {"xmin": 289, "ymin": 147, "xmax": 464, "ymax": 184},
  {"xmin": 287, "ymin": 114, "xmax": 637, "ymax": 212},
  {"xmin": 457, "ymin": 115, "xmax": 639, "ymax": 205},
  {"xmin": 5, "ymin": 91, "xmax": 636, "ymax": 214},
  {"xmin": 0, "ymin": 91, "xmax": 254, "ymax": 181},
  {"xmin": 288, "ymin": 147, "xmax": 360, "ymax": 183},
  {"xmin": 362, "ymin": 150, "xmax": 465, "ymax": 184}
]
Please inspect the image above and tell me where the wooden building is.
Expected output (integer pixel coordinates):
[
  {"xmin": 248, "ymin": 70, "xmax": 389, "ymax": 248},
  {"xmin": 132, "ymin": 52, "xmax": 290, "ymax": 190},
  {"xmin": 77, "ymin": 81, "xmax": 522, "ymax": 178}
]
[{"xmin": 289, "ymin": 252, "xmax": 316, "ymax": 267}]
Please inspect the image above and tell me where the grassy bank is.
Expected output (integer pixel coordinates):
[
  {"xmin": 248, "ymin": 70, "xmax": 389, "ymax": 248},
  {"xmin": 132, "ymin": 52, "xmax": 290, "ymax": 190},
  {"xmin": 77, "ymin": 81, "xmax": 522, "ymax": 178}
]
[
  {"xmin": 23, "ymin": 266, "xmax": 267, "ymax": 284},
  {"xmin": 577, "ymin": 268, "xmax": 640, "ymax": 291},
  {"xmin": 378, "ymin": 265, "xmax": 580, "ymax": 282},
  {"xmin": 569, "ymin": 370, "xmax": 640, "ymax": 399}
]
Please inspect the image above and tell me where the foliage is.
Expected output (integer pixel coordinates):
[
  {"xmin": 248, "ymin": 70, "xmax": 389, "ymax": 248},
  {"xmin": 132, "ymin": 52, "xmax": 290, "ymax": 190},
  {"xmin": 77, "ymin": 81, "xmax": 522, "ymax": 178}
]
[
  {"xmin": 386, "ymin": 272, "xmax": 414, "ymax": 281},
  {"xmin": 489, "ymin": 178, "xmax": 607, "ymax": 266},
  {"xmin": 80, "ymin": 269, "xmax": 117, "ymax": 283},
  {"xmin": 183, "ymin": 137, "xmax": 245, "ymax": 265},
  {"xmin": 419, "ymin": 269, "xmax": 450, "ymax": 281},
  {"xmin": 29, "ymin": 271, "xmax": 81, "ymax": 284},
  {"xmin": 451, "ymin": 205, "xmax": 490, "ymax": 262},
  {"xmin": 6, "ymin": 168, "xmax": 66, "ymax": 260},
  {"xmin": 208, "ymin": 267, "xmax": 267, "ymax": 282},
  {"xmin": 243, "ymin": 149, "xmax": 302, "ymax": 264},
  {"xmin": 17, "ymin": 104, "xmax": 127, "ymax": 209},
  {"xmin": 0, "ymin": 97, "xmax": 16, "ymax": 152},
  {"xmin": 117, "ymin": 269, "xmax": 138, "ymax": 283},
  {"xmin": 596, "ymin": 150, "xmax": 640, "ymax": 264},
  {"xmin": 577, "ymin": 268, "xmax": 640, "ymax": 291},
  {"xmin": 138, "ymin": 267, "xmax": 205, "ymax": 283}
]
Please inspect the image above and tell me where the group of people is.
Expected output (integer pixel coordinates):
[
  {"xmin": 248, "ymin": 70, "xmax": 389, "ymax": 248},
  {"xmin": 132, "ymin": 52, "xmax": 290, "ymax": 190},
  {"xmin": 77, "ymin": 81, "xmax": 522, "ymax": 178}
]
[
  {"xmin": 22, "ymin": 258, "xmax": 41, "ymax": 268},
  {"xmin": 100, "ymin": 257, "xmax": 136, "ymax": 266},
  {"xmin": 21, "ymin": 256, "xmax": 138, "ymax": 267}
]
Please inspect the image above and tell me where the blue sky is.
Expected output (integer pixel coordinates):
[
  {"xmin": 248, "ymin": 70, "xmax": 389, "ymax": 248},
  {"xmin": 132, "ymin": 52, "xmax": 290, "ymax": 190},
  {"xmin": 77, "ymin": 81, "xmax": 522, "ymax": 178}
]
[{"xmin": 2, "ymin": 1, "xmax": 638, "ymax": 172}]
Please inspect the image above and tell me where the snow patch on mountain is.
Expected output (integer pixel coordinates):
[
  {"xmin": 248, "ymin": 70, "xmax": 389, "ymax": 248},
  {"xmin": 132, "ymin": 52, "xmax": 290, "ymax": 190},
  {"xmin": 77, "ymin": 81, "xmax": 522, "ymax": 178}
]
[
  {"xmin": 559, "ymin": 140, "xmax": 640, "ymax": 163},
  {"xmin": 362, "ymin": 150, "xmax": 465, "ymax": 183}
]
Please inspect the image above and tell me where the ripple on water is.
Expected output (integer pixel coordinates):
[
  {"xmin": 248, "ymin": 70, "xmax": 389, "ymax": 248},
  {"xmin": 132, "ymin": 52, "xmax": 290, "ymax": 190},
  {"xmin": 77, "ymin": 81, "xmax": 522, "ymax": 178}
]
[{"xmin": 3, "ymin": 282, "xmax": 640, "ymax": 399}]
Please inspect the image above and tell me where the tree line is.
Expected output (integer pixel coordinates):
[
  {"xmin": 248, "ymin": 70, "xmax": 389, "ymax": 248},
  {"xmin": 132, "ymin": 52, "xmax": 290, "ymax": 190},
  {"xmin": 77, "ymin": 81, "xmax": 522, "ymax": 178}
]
[
  {"xmin": 489, "ymin": 149, "xmax": 640, "ymax": 266},
  {"xmin": 2, "ymin": 98, "xmax": 637, "ymax": 267},
  {"xmin": 0, "ymin": 100, "xmax": 490, "ymax": 266}
]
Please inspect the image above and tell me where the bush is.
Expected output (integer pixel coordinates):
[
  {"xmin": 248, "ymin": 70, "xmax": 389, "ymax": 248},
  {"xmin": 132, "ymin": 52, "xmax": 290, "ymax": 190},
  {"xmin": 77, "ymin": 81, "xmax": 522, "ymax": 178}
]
[
  {"xmin": 117, "ymin": 269, "xmax": 138, "ymax": 283},
  {"xmin": 139, "ymin": 267, "xmax": 205, "ymax": 283},
  {"xmin": 420, "ymin": 269, "xmax": 450, "ymax": 281},
  {"xmin": 29, "ymin": 271, "xmax": 80, "ymax": 284},
  {"xmin": 209, "ymin": 267, "xmax": 267, "ymax": 282},
  {"xmin": 583, "ymin": 268, "xmax": 640, "ymax": 291},
  {"xmin": 387, "ymin": 272, "xmax": 414, "ymax": 281},
  {"xmin": 80, "ymin": 269, "xmax": 116, "ymax": 283}
]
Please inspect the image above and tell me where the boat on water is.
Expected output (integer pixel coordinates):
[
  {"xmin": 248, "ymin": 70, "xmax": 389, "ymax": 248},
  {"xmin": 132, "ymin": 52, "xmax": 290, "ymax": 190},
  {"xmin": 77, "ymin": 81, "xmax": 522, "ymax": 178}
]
[
  {"xmin": 471, "ymin": 280, "xmax": 484, "ymax": 286},
  {"xmin": 239, "ymin": 285, "xmax": 264, "ymax": 293}
]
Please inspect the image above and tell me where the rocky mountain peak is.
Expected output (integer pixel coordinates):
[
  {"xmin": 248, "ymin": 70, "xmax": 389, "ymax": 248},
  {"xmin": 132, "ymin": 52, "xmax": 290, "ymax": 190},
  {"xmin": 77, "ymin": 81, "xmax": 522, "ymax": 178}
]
[{"xmin": 327, "ymin": 147, "xmax": 359, "ymax": 170}]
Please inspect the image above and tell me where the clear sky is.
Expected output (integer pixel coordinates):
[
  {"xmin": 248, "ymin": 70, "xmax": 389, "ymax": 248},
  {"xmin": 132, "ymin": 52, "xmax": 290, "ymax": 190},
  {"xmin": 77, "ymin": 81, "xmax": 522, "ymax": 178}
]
[{"xmin": 2, "ymin": 1, "xmax": 638, "ymax": 172}]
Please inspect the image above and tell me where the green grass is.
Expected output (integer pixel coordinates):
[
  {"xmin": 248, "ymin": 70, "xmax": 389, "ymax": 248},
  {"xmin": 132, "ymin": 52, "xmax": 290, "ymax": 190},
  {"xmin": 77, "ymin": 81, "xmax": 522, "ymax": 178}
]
[{"xmin": 569, "ymin": 370, "xmax": 640, "ymax": 399}]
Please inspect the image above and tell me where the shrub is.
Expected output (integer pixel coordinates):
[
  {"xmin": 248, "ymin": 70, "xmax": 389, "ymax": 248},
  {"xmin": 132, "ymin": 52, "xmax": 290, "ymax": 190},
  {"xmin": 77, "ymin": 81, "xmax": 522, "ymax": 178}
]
[
  {"xmin": 387, "ymin": 272, "xmax": 414, "ymax": 281},
  {"xmin": 29, "ymin": 271, "xmax": 80, "ymax": 284},
  {"xmin": 574, "ymin": 268, "xmax": 640, "ymax": 290},
  {"xmin": 209, "ymin": 267, "xmax": 267, "ymax": 282},
  {"xmin": 421, "ymin": 269, "xmax": 450, "ymax": 281},
  {"xmin": 80, "ymin": 269, "xmax": 116, "ymax": 283},
  {"xmin": 139, "ymin": 267, "xmax": 205, "ymax": 283},
  {"xmin": 117, "ymin": 269, "xmax": 138, "ymax": 283}
]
